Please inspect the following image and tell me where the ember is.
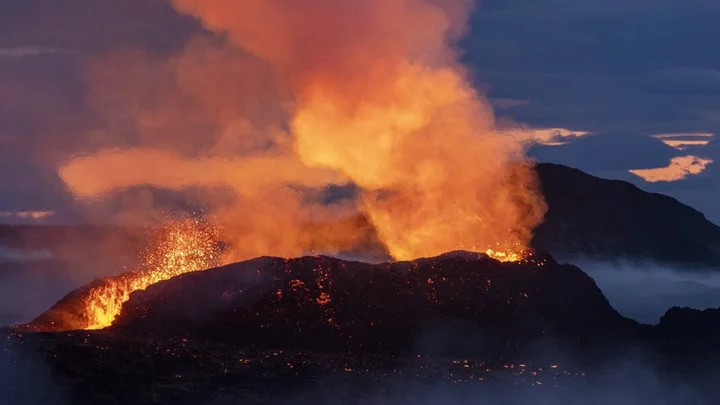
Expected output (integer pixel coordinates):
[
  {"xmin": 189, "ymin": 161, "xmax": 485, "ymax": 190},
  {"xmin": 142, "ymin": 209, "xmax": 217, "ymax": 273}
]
[{"xmin": 83, "ymin": 219, "xmax": 221, "ymax": 330}]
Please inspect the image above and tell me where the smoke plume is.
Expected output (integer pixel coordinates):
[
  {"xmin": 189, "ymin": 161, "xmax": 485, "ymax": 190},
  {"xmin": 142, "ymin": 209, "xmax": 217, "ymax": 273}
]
[{"xmin": 59, "ymin": 0, "xmax": 546, "ymax": 261}]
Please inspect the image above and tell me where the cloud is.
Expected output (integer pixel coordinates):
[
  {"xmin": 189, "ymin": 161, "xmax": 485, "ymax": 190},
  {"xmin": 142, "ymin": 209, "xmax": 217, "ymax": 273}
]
[
  {"xmin": 0, "ymin": 47, "xmax": 73, "ymax": 58},
  {"xmin": 58, "ymin": 149, "xmax": 346, "ymax": 198},
  {"xmin": 530, "ymin": 128, "xmax": 591, "ymax": 146},
  {"xmin": 529, "ymin": 133, "xmax": 681, "ymax": 172},
  {"xmin": 653, "ymin": 132, "xmax": 715, "ymax": 150},
  {"xmin": 629, "ymin": 156, "xmax": 714, "ymax": 183},
  {"xmin": 0, "ymin": 246, "xmax": 54, "ymax": 263},
  {"xmin": 0, "ymin": 211, "xmax": 55, "ymax": 221},
  {"xmin": 579, "ymin": 260, "xmax": 720, "ymax": 324}
]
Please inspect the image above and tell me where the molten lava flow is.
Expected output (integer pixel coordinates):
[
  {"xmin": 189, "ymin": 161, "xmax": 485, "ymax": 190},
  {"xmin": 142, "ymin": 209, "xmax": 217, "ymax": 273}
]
[
  {"xmin": 485, "ymin": 249, "xmax": 524, "ymax": 263},
  {"xmin": 83, "ymin": 219, "xmax": 221, "ymax": 330}
]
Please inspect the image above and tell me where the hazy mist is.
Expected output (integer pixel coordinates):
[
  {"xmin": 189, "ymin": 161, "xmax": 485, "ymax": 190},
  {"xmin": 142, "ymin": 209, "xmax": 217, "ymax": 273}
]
[{"xmin": 574, "ymin": 259, "xmax": 720, "ymax": 324}]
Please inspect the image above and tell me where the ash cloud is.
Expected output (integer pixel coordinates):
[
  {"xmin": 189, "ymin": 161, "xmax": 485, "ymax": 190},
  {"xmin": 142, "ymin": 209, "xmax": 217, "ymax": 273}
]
[{"xmin": 55, "ymin": 0, "xmax": 546, "ymax": 263}]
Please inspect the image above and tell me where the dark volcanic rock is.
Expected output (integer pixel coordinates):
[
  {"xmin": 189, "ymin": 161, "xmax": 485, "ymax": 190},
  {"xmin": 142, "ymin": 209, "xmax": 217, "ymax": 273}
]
[
  {"xmin": 14, "ymin": 253, "xmax": 720, "ymax": 405},
  {"xmin": 657, "ymin": 307, "xmax": 720, "ymax": 342},
  {"xmin": 9, "ymin": 330, "xmax": 706, "ymax": 405},
  {"xmin": 109, "ymin": 252, "xmax": 640, "ymax": 355},
  {"xmin": 653, "ymin": 307, "xmax": 720, "ymax": 368},
  {"xmin": 533, "ymin": 163, "xmax": 720, "ymax": 267}
]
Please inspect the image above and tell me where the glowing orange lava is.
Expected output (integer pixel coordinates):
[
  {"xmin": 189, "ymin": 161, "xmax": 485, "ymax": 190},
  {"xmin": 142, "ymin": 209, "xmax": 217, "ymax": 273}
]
[
  {"xmin": 83, "ymin": 219, "xmax": 221, "ymax": 330},
  {"xmin": 485, "ymin": 249, "xmax": 525, "ymax": 263}
]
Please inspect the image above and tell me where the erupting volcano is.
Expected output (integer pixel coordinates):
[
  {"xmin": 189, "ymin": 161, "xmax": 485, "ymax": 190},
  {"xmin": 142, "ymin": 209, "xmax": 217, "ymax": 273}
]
[
  {"xmin": 29, "ymin": 249, "xmax": 638, "ymax": 353},
  {"xmin": 36, "ymin": 0, "xmax": 553, "ymax": 332},
  {"xmin": 16, "ymin": 0, "xmax": 551, "ymax": 337},
  {"xmin": 5, "ymin": 0, "xmax": 720, "ymax": 404}
]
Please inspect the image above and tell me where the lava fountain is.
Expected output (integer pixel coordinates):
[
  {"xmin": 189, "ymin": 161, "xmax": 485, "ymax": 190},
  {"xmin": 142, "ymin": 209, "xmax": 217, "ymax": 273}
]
[
  {"xmin": 83, "ymin": 219, "xmax": 222, "ymax": 329},
  {"xmin": 22, "ymin": 219, "xmax": 223, "ymax": 331}
]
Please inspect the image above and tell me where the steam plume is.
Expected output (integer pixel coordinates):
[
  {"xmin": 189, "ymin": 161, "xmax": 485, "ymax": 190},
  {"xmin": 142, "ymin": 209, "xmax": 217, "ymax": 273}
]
[{"xmin": 59, "ymin": 0, "xmax": 546, "ymax": 261}]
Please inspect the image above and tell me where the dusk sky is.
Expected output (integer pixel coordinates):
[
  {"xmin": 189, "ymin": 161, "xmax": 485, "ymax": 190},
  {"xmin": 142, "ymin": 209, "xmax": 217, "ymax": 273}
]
[{"xmin": 2, "ymin": 0, "xmax": 719, "ymax": 224}]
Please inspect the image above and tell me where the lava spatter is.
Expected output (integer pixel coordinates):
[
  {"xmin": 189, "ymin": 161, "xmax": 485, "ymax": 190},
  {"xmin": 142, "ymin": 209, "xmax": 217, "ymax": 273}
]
[{"xmin": 83, "ymin": 219, "xmax": 222, "ymax": 330}]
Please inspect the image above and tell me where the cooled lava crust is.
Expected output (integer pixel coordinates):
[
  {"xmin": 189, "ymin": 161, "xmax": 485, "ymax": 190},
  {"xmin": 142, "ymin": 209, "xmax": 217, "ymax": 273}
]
[{"xmin": 32, "ymin": 251, "xmax": 641, "ymax": 355}]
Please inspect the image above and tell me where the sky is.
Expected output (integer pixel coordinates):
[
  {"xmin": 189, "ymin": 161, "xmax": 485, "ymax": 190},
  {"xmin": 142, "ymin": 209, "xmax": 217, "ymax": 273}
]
[{"xmin": 1, "ymin": 0, "xmax": 720, "ymax": 225}]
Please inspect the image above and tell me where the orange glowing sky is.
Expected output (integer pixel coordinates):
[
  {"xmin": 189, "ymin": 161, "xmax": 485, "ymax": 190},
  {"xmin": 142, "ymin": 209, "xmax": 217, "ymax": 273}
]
[
  {"xmin": 630, "ymin": 155, "xmax": 714, "ymax": 183},
  {"xmin": 652, "ymin": 133, "xmax": 715, "ymax": 150}
]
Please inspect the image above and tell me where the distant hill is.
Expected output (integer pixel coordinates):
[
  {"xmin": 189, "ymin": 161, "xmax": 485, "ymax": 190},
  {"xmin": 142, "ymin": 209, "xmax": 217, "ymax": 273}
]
[{"xmin": 533, "ymin": 163, "xmax": 720, "ymax": 267}]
